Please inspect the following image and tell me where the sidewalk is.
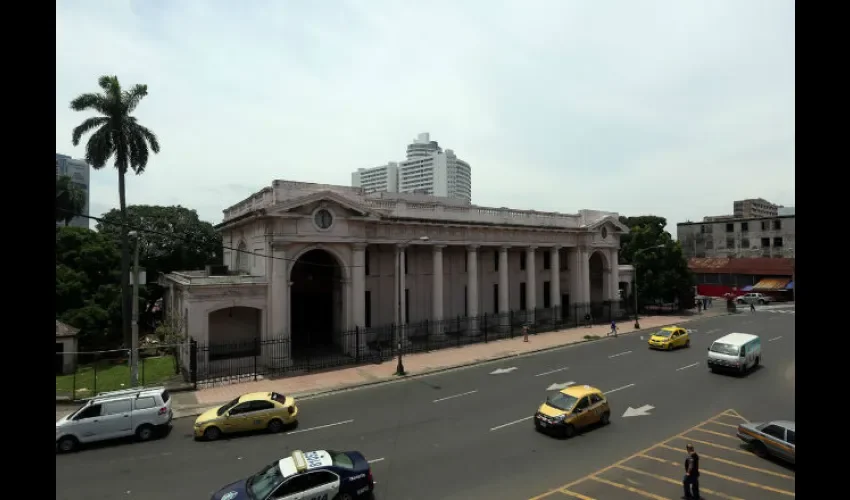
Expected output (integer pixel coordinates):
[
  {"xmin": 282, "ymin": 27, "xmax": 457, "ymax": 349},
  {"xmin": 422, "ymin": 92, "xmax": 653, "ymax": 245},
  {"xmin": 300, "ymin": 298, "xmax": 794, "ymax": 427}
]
[{"xmin": 55, "ymin": 309, "xmax": 728, "ymax": 421}]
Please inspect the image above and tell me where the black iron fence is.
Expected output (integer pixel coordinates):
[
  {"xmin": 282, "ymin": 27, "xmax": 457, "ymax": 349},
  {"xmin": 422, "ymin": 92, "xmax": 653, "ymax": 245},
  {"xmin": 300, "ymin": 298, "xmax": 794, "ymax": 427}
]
[{"xmin": 187, "ymin": 300, "xmax": 692, "ymax": 386}]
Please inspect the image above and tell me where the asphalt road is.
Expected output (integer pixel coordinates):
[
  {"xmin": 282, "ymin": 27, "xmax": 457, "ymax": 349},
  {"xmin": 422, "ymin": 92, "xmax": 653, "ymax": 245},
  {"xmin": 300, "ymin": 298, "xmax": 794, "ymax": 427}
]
[{"xmin": 56, "ymin": 307, "xmax": 795, "ymax": 500}]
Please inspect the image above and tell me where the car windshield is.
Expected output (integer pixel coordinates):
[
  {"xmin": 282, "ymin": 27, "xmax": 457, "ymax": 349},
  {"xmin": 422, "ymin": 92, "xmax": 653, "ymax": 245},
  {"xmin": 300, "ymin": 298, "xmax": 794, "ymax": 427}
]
[
  {"xmin": 328, "ymin": 450, "xmax": 354, "ymax": 469},
  {"xmin": 217, "ymin": 397, "xmax": 240, "ymax": 416},
  {"xmin": 546, "ymin": 392, "xmax": 578, "ymax": 412},
  {"xmin": 710, "ymin": 342, "xmax": 739, "ymax": 356},
  {"xmin": 247, "ymin": 461, "xmax": 285, "ymax": 500},
  {"xmin": 654, "ymin": 330, "xmax": 673, "ymax": 338}
]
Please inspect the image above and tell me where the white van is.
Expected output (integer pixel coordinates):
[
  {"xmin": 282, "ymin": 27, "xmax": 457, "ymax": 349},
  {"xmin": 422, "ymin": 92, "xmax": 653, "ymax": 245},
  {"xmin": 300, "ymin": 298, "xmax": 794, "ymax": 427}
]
[
  {"xmin": 707, "ymin": 333, "xmax": 762, "ymax": 374},
  {"xmin": 56, "ymin": 386, "xmax": 173, "ymax": 453}
]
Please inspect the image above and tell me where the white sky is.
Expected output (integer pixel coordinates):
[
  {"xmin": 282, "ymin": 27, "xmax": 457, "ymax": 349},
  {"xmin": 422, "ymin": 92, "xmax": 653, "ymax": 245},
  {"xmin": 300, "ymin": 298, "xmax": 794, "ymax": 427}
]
[{"xmin": 56, "ymin": 0, "xmax": 795, "ymax": 237}]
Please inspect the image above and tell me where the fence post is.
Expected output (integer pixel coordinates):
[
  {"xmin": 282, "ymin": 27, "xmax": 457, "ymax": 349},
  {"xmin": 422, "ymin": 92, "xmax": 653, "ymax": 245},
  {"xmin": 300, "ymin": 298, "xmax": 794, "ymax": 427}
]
[
  {"xmin": 140, "ymin": 354, "xmax": 145, "ymax": 387},
  {"xmin": 425, "ymin": 320, "xmax": 430, "ymax": 352},
  {"xmin": 93, "ymin": 353, "xmax": 98, "ymax": 397},
  {"xmin": 253, "ymin": 337, "xmax": 259, "ymax": 381},
  {"xmin": 457, "ymin": 316, "xmax": 461, "ymax": 347},
  {"xmin": 189, "ymin": 339, "xmax": 198, "ymax": 390},
  {"xmin": 355, "ymin": 326, "xmax": 361, "ymax": 364}
]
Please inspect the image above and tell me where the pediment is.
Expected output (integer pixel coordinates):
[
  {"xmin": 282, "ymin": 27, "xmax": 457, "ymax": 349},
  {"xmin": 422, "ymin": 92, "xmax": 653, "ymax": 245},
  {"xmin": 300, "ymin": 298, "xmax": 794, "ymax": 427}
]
[
  {"xmin": 586, "ymin": 216, "xmax": 630, "ymax": 234},
  {"xmin": 268, "ymin": 191, "xmax": 375, "ymax": 218}
]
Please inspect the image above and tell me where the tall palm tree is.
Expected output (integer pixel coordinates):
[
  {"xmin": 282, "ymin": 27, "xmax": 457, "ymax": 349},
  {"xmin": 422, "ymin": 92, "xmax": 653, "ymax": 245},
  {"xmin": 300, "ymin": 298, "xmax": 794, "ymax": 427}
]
[
  {"xmin": 70, "ymin": 75, "xmax": 161, "ymax": 348},
  {"xmin": 55, "ymin": 174, "xmax": 86, "ymax": 226}
]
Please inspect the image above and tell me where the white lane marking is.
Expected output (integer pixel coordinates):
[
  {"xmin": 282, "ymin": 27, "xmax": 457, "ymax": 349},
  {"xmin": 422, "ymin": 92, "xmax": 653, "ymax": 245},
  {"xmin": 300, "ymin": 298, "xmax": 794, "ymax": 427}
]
[
  {"xmin": 490, "ymin": 367, "xmax": 518, "ymax": 375},
  {"xmin": 706, "ymin": 329, "xmax": 719, "ymax": 334},
  {"xmin": 535, "ymin": 366, "xmax": 569, "ymax": 377},
  {"xmin": 677, "ymin": 362, "xmax": 700, "ymax": 371},
  {"xmin": 609, "ymin": 350, "xmax": 632, "ymax": 359},
  {"xmin": 768, "ymin": 336, "xmax": 783, "ymax": 342},
  {"xmin": 288, "ymin": 419, "xmax": 354, "ymax": 435},
  {"xmin": 490, "ymin": 416, "xmax": 534, "ymax": 431},
  {"xmin": 605, "ymin": 383, "xmax": 636, "ymax": 394},
  {"xmin": 433, "ymin": 390, "xmax": 478, "ymax": 403},
  {"xmin": 546, "ymin": 381, "xmax": 575, "ymax": 391},
  {"xmin": 367, "ymin": 458, "xmax": 385, "ymax": 464}
]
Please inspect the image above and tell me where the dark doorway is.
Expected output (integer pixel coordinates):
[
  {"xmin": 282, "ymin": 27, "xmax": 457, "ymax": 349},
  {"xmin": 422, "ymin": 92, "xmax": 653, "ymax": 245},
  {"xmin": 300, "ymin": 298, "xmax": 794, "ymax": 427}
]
[
  {"xmin": 55, "ymin": 343, "xmax": 64, "ymax": 374},
  {"xmin": 561, "ymin": 293, "xmax": 570, "ymax": 319},
  {"xmin": 290, "ymin": 249, "xmax": 342, "ymax": 357},
  {"xmin": 589, "ymin": 252, "xmax": 606, "ymax": 319}
]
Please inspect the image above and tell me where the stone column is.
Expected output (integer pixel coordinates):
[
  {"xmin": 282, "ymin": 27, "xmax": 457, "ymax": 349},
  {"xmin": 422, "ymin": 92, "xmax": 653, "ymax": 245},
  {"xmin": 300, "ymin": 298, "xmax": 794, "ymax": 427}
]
[
  {"xmin": 526, "ymin": 246, "xmax": 537, "ymax": 326},
  {"xmin": 580, "ymin": 247, "xmax": 591, "ymax": 316},
  {"xmin": 499, "ymin": 246, "xmax": 510, "ymax": 331},
  {"xmin": 551, "ymin": 246, "xmax": 562, "ymax": 317},
  {"xmin": 432, "ymin": 245, "xmax": 445, "ymax": 335},
  {"xmin": 609, "ymin": 248, "xmax": 621, "ymax": 319},
  {"xmin": 267, "ymin": 244, "xmax": 290, "ymax": 369},
  {"xmin": 351, "ymin": 244, "xmax": 367, "ymax": 357},
  {"xmin": 467, "ymin": 245, "xmax": 479, "ymax": 334}
]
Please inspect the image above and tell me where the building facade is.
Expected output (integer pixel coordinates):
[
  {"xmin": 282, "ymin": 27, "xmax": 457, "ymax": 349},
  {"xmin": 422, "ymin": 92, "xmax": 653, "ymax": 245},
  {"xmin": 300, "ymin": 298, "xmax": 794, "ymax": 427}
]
[
  {"xmin": 733, "ymin": 198, "xmax": 778, "ymax": 219},
  {"xmin": 678, "ymin": 214, "xmax": 795, "ymax": 259},
  {"xmin": 351, "ymin": 133, "xmax": 472, "ymax": 203},
  {"xmin": 56, "ymin": 153, "xmax": 90, "ymax": 228},
  {"xmin": 161, "ymin": 181, "xmax": 631, "ymax": 376}
]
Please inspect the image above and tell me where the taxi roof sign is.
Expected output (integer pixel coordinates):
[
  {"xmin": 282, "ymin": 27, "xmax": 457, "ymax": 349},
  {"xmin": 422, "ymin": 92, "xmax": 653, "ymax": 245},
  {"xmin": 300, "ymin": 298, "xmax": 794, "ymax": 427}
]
[{"xmin": 291, "ymin": 450, "xmax": 308, "ymax": 472}]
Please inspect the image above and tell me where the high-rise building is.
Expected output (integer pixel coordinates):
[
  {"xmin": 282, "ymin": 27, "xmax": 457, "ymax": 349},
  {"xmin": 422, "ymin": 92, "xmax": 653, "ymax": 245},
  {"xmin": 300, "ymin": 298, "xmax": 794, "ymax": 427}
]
[
  {"xmin": 733, "ymin": 198, "xmax": 779, "ymax": 219},
  {"xmin": 56, "ymin": 153, "xmax": 90, "ymax": 228},
  {"xmin": 351, "ymin": 133, "xmax": 472, "ymax": 203}
]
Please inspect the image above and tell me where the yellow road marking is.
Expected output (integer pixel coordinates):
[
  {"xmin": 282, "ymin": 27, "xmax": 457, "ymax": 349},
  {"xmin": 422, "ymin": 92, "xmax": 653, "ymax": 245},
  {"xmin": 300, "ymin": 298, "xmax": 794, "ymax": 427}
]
[
  {"xmin": 657, "ymin": 444, "xmax": 795, "ymax": 480},
  {"xmin": 587, "ymin": 476, "xmax": 670, "ymax": 500},
  {"xmin": 615, "ymin": 464, "xmax": 745, "ymax": 500},
  {"xmin": 639, "ymin": 453, "xmax": 666, "ymax": 463},
  {"xmin": 709, "ymin": 420, "xmax": 740, "ymax": 428},
  {"xmin": 724, "ymin": 409, "xmax": 750, "ymax": 422},
  {"xmin": 527, "ymin": 409, "xmax": 741, "ymax": 500},
  {"xmin": 557, "ymin": 490, "xmax": 596, "ymax": 500},
  {"xmin": 670, "ymin": 435, "xmax": 752, "ymax": 456},
  {"xmin": 635, "ymin": 455, "xmax": 796, "ymax": 497},
  {"xmin": 691, "ymin": 427, "xmax": 740, "ymax": 440}
]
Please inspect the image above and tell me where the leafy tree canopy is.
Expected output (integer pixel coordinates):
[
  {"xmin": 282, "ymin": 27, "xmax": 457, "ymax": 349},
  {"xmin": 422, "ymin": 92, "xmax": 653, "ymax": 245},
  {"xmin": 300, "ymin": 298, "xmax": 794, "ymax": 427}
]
[
  {"xmin": 96, "ymin": 205, "xmax": 222, "ymax": 319},
  {"xmin": 618, "ymin": 215, "xmax": 694, "ymax": 305}
]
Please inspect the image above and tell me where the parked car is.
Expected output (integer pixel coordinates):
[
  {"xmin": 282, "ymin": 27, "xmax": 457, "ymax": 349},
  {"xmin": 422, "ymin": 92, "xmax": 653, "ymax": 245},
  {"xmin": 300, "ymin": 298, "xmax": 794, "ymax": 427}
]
[
  {"xmin": 736, "ymin": 293, "xmax": 773, "ymax": 305},
  {"xmin": 736, "ymin": 420, "xmax": 795, "ymax": 464}
]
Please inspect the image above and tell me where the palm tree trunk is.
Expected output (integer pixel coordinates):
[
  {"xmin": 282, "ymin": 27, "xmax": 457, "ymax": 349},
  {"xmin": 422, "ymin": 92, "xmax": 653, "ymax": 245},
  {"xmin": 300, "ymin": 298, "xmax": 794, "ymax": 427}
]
[{"xmin": 118, "ymin": 169, "xmax": 132, "ymax": 349}]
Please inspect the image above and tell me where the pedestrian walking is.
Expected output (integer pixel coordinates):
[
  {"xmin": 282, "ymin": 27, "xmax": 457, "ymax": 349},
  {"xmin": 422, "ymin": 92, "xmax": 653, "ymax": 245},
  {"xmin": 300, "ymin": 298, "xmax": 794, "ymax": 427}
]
[
  {"xmin": 703, "ymin": 297, "xmax": 708, "ymax": 310},
  {"xmin": 609, "ymin": 320, "xmax": 618, "ymax": 337},
  {"xmin": 522, "ymin": 325, "xmax": 530, "ymax": 342},
  {"xmin": 696, "ymin": 300, "xmax": 702, "ymax": 314},
  {"xmin": 584, "ymin": 313, "xmax": 592, "ymax": 328},
  {"xmin": 683, "ymin": 443, "xmax": 700, "ymax": 499},
  {"xmin": 750, "ymin": 301, "xmax": 756, "ymax": 313},
  {"xmin": 708, "ymin": 297, "xmax": 712, "ymax": 308}
]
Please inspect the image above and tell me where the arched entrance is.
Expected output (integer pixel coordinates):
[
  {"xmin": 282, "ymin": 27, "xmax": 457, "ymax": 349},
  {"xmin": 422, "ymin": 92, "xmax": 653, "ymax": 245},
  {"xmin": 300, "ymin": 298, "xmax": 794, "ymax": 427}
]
[
  {"xmin": 289, "ymin": 249, "xmax": 343, "ymax": 357},
  {"xmin": 589, "ymin": 251, "xmax": 608, "ymax": 318}
]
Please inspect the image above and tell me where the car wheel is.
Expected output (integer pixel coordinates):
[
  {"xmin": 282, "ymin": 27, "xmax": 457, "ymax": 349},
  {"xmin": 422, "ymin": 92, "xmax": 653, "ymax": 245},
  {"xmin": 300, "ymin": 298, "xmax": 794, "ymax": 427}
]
[
  {"xmin": 758, "ymin": 299, "xmax": 765, "ymax": 304},
  {"xmin": 267, "ymin": 419, "xmax": 284, "ymax": 434},
  {"xmin": 563, "ymin": 424, "xmax": 576, "ymax": 438},
  {"xmin": 685, "ymin": 339, "xmax": 691, "ymax": 348},
  {"xmin": 752, "ymin": 441, "xmax": 768, "ymax": 458},
  {"xmin": 334, "ymin": 493, "xmax": 354, "ymax": 500},
  {"xmin": 204, "ymin": 426, "xmax": 222, "ymax": 441},
  {"xmin": 57, "ymin": 436, "xmax": 78, "ymax": 453},
  {"xmin": 600, "ymin": 412, "xmax": 610, "ymax": 426},
  {"xmin": 136, "ymin": 424, "xmax": 155, "ymax": 442},
  {"xmin": 709, "ymin": 366, "xmax": 717, "ymax": 373},
  {"xmin": 755, "ymin": 356, "xmax": 760, "ymax": 367},
  {"xmin": 736, "ymin": 299, "xmax": 744, "ymax": 304}
]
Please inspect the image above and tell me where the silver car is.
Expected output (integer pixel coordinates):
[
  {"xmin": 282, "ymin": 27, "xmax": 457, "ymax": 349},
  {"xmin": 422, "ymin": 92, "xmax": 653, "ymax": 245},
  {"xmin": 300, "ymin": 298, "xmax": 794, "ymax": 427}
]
[{"xmin": 736, "ymin": 420, "xmax": 795, "ymax": 464}]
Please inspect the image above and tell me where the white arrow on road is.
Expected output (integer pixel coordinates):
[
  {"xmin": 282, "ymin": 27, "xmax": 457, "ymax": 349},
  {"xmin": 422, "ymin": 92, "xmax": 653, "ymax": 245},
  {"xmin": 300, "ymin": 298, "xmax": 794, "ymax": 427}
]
[
  {"xmin": 546, "ymin": 381, "xmax": 575, "ymax": 391},
  {"xmin": 490, "ymin": 367, "xmax": 518, "ymax": 375},
  {"xmin": 622, "ymin": 405, "xmax": 655, "ymax": 418}
]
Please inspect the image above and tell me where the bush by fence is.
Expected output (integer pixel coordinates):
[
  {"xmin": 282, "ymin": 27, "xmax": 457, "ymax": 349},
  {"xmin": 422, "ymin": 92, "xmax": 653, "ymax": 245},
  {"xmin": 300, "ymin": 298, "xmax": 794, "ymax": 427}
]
[{"xmin": 55, "ymin": 349, "xmax": 183, "ymax": 401}]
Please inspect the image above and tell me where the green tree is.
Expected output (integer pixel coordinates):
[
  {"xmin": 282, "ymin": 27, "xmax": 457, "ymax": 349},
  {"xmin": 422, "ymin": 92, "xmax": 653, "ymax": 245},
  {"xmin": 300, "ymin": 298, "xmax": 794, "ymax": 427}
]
[
  {"xmin": 70, "ymin": 75, "xmax": 161, "ymax": 348},
  {"xmin": 618, "ymin": 215, "xmax": 694, "ymax": 306},
  {"xmin": 97, "ymin": 205, "xmax": 222, "ymax": 325},
  {"xmin": 56, "ymin": 227, "xmax": 123, "ymax": 349},
  {"xmin": 55, "ymin": 175, "xmax": 86, "ymax": 226}
]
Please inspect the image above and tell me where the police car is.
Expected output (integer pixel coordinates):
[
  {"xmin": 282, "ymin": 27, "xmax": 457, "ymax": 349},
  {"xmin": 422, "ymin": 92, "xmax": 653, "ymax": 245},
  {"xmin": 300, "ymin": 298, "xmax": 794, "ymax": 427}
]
[{"xmin": 211, "ymin": 449, "xmax": 375, "ymax": 500}]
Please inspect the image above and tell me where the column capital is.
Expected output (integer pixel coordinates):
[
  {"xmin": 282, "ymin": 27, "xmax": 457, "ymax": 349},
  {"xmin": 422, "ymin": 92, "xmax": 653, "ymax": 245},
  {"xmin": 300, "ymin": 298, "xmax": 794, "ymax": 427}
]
[
  {"xmin": 352, "ymin": 243, "xmax": 368, "ymax": 251},
  {"xmin": 395, "ymin": 243, "xmax": 408, "ymax": 250},
  {"xmin": 527, "ymin": 245, "xmax": 538, "ymax": 251},
  {"xmin": 552, "ymin": 245, "xmax": 563, "ymax": 251},
  {"xmin": 467, "ymin": 244, "xmax": 480, "ymax": 251},
  {"xmin": 499, "ymin": 245, "xmax": 511, "ymax": 251},
  {"xmin": 432, "ymin": 244, "xmax": 447, "ymax": 250}
]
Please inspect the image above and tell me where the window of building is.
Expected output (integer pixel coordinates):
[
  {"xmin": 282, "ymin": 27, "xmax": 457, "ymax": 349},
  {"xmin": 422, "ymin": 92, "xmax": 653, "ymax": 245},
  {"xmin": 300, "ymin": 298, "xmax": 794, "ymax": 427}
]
[
  {"xmin": 404, "ymin": 289, "xmax": 410, "ymax": 324},
  {"xmin": 705, "ymin": 240, "xmax": 714, "ymax": 250},
  {"xmin": 404, "ymin": 252, "xmax": 409, "ymax": 275},
  {"xmin": 773, "ymin": 219, "xmax": 782, "ymax": 230},
  {"xmin": 493, "ymin": 283, "xmax": 498, "ymax": 313},
  {"xmin": 494, "ymin": 250, "xmax": 499, "ymax": 271},
  {"xmin": 741, "ymin": 238, "xmax": 750, "ymax": 248},
  {"xmin": 365, "ymin": 291, "xmax": 372, "ymax": 328},
  {"xmin": 726, "ymin": 238, "xmax": 735, "ymax": 249},
  {"xmin": 520, "ymin": 283, "xmax": 527, "ymax": 310},
  {"xmin": 365, "ymin": 250, "xmax": 370, "ymax": 276},
  {"xmin": 761, "ymin": 237, "xmax": 770, "ymax": 248},
  {"xmin": 773, "ymin": 237, "xmax": 783, "ymax": 247},
  {"xmin": 543, "ymin": 252, "xmax": 550, "ymax": 270},
  {"xmin": 726, "ymin": 223, "xmax": 734, "ymax": 233},
  {"xmin": 464, "ymin": 253, "xmax": 468, "ymax": 272},
  {"xmin": 700, "ymin": 225, "xmax": 706, "ymax": 234},
  {"xmin": 761, "ymin": 221, "xmax": 769, "ymax": 231},
  {"xmin": 559, "ymin": 248, "xmax": 568, "ymax": 271},
  {"xmin": 741, "ymin": 222, "xmax": 748, "ymax": 232},
  {"xmin": 543, "ymin": 282, "xmax": 551, "ymax": 308},
  {"xmin": 520, "ymin": 252, "xmax": 526, "ymax": 271},
  {"xmin": 464, "ymin": 286, "xmax": 468, "ymax": 316}
]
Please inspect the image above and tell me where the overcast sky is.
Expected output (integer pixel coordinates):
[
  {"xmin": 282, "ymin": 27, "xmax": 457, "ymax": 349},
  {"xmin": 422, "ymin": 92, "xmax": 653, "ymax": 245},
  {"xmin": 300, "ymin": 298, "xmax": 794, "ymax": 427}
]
[{"xmin": 56, "ymin": 0, "xmax": 795, "ymax": 237}]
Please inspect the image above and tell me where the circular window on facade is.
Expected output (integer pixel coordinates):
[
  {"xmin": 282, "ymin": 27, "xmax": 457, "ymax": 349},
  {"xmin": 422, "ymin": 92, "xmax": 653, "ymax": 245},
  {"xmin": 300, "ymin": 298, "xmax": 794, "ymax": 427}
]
[
  {"xmin": 601, "ymin": 226, "xmax": 608, "ymax": 239},
  {"xmin": 314, "ymin": 209, "xmax": 334, "ymax": 230}
]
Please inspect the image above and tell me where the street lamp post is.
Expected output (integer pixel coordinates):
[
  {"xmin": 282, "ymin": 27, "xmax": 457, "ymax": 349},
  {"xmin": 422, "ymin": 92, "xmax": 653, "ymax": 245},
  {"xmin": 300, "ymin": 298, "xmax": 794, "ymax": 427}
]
[
  {"xmin": 632, "ymin": 244, "xmax": 665, "ymax": 330},
  {"xmin": 129, "ymin": 231, "xmax": 142, "ymax": 386},
  {"xmin": 396, "ymin": 235, "xmax": 430, "ymax": 376}
]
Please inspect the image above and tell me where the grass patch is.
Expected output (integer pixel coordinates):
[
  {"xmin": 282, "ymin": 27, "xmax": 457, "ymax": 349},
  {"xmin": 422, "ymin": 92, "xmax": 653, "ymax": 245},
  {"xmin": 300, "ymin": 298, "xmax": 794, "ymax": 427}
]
[
  {"xmin": 56, "ymin": 355, "xmax": 180, "ymax": 400},
  {"xmin": 583, "ymin": 334, "xmax": 601, "ymax": 340}
]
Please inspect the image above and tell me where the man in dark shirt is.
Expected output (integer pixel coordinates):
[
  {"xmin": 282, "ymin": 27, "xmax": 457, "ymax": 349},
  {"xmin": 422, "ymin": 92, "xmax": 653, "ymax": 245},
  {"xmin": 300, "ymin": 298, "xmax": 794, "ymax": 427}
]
[{"xmin": 683, "ymin": 443, "xmax": 700, "ymax": 499}]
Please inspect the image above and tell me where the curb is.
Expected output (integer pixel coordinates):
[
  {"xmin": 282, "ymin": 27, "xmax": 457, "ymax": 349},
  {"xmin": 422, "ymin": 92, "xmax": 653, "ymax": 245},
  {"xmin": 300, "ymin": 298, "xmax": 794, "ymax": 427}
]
[{"xmin": 168, "ymin": 312, "xmax": 732, "ymax": 420}]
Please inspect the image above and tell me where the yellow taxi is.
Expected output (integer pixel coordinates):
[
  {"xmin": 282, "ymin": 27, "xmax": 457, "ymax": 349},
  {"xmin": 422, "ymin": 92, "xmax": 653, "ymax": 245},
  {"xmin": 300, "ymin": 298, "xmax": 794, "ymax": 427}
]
[
  {"xmin": 194, "ymin": 391, "xmax": 298, "ymax": 441},
  {"xmin": 534, "ymin": 384, "xmax": 610, "ymax": 438},
  {"xmin": 647, "ymin": 326, "xmax": 690, "ymax": 350}
]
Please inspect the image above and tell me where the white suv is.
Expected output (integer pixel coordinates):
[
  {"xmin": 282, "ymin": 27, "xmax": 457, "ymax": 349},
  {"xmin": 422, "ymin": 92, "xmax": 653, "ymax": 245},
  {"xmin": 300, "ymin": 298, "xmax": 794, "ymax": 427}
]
[
  {"xmin": 56, "ymin": 386, "xmax": 173, "ymax": 453},
  {"xmin": 736, "ymin": 293, "xmax": 773, "ymax": 305}
]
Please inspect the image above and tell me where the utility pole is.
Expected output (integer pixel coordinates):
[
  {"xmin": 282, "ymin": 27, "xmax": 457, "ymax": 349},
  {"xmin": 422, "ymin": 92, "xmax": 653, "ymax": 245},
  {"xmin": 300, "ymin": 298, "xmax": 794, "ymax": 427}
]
[{"xmin": 130, "ymin": 231, "xmax": 141, "ymax": 386}]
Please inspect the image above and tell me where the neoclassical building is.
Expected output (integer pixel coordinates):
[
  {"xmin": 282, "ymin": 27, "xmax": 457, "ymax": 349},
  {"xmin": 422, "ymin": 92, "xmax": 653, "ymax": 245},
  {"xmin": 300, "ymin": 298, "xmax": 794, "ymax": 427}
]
[{"xmin": 161, "ymin": 180, "xmax": 633, "ymax": 372}]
